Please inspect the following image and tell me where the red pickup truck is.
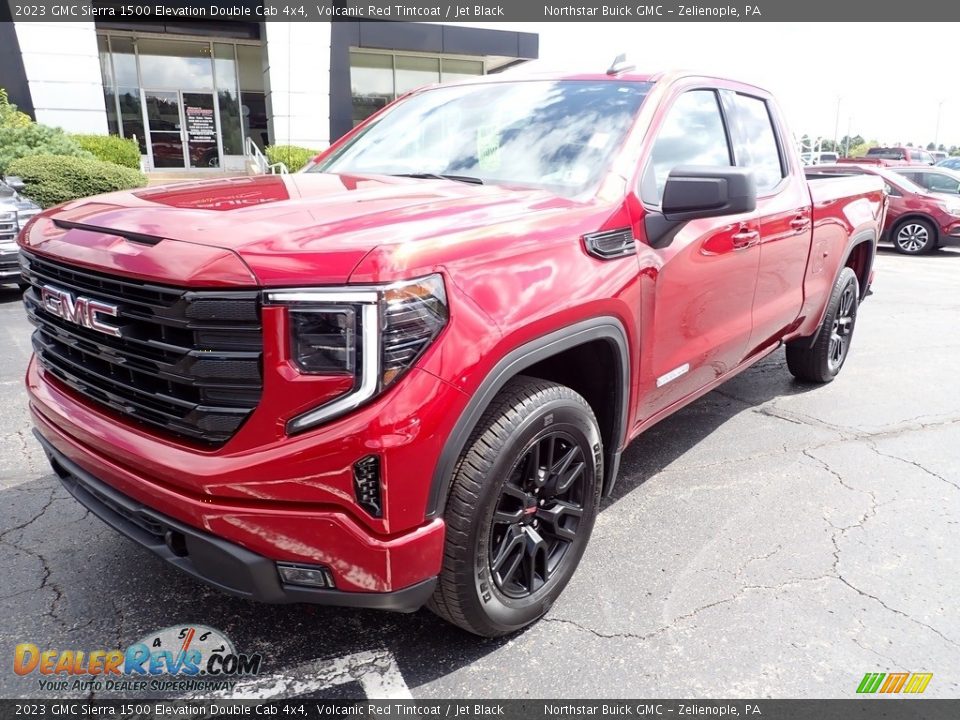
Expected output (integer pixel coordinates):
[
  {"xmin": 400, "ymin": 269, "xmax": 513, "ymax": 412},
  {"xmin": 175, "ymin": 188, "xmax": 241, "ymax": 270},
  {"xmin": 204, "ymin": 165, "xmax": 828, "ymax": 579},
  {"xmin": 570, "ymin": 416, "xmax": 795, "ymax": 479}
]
[
  {"xmin": 19, "ymin": 71, "xmax": 886, "ymax": 637},
  {"xmin": 838, "ymin": 146, "xmax": 936, "ymax": 166}
]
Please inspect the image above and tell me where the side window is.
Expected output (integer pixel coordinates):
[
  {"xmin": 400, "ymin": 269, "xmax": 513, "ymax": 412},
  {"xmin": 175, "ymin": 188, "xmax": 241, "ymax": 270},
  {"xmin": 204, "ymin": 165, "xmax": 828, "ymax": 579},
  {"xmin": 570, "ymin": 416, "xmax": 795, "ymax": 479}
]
[
  {"xmin": 728, "ymin": 94, "xmax": 786, "ymax": 193},
  {"xmin": 641, "ymin": 90, "xmax": 732, "ymax": 205}
]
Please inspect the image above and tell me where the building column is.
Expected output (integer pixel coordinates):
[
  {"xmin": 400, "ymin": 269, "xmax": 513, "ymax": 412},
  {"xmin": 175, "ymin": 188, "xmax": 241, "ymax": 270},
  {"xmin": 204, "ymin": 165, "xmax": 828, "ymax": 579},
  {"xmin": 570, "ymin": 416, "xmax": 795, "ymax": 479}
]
[
  {"xmin": 12, "ymin": 16, "xmax": 108, "ymax": 134},
  {"xmin": 263, "ymin": 23, "xmax": 332, "ymax": 150}
]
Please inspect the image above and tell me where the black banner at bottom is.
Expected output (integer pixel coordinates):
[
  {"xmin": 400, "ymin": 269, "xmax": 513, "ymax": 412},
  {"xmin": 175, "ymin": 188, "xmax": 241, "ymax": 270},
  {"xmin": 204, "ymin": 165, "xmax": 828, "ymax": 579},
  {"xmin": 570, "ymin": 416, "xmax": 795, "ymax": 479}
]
[{"xmin": 0, "ymin": 700, "xmax": 958, "ymax": 720}]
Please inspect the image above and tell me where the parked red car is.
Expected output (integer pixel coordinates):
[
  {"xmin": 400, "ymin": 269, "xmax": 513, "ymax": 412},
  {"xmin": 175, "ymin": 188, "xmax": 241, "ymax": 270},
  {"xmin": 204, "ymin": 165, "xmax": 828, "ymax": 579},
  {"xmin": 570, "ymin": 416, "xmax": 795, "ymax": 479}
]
[
  {"xmin": 811, "ymin": 164, "xmax": 960, "ymax": 254},
  {"xmin": 20, "ymin": 71, "xmax": 886, "ymax": 636},
  {"xmin": 838, "ymin": 146, "xmax": 936, "ymax": 166}
]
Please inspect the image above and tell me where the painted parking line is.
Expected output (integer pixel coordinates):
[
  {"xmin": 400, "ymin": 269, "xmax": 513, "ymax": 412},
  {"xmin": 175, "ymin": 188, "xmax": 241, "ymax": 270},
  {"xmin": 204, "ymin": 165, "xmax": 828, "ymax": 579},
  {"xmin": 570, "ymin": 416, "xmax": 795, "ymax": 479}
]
[{"xmin": 183, "ymin": 649, "xmax": 412, "ymax": 700}]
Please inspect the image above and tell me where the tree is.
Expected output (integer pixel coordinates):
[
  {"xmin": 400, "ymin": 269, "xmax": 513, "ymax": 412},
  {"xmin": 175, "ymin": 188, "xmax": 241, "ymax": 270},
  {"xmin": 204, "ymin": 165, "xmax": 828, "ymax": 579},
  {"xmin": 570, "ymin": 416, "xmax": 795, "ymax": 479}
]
[
  {"xmin": 926, "ymin": 142, "xmax": 937, "ymax": 151},
  {"xmin": 907, "ymin": 142, "xmax": 914, "ymax": 147},
  {"xmin": 0, "ymin": 88, "xmax": 32, "ymax": 130}
]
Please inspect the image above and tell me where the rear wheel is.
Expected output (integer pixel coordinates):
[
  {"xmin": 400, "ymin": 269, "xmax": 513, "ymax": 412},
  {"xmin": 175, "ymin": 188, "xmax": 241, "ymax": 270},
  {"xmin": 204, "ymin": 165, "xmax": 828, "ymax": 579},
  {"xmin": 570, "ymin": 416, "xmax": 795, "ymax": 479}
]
[
  {"xmin": 892, "ymin": 219, "xmax": 937, "ymax": 255},
  {"xmin": 428, "ymin": 376, "xmax": 602, "ymax": 637},
  {"xmin": 786, "ymin": 267, "xmax": 859, "ymax": 383}
]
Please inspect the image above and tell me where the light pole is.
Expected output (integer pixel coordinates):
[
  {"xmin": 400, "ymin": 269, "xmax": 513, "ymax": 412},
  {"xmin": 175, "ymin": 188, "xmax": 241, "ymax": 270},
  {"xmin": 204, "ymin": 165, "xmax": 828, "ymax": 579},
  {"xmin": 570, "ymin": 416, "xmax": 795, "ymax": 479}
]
[
  {"xmin": 934, "ymin": 99, "xmax": 946, "ymax": 150},
  {"xmin": 833, "ymin": 96, "xmax": 842, "ymax": 153}
]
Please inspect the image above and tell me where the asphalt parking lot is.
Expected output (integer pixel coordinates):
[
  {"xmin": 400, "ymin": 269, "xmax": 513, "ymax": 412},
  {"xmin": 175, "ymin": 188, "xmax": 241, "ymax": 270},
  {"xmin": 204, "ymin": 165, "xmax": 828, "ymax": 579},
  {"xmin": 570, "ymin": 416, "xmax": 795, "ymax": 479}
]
[{"xmin": 1, "ymin": 248, "xmax": 958, "ymax": 700}]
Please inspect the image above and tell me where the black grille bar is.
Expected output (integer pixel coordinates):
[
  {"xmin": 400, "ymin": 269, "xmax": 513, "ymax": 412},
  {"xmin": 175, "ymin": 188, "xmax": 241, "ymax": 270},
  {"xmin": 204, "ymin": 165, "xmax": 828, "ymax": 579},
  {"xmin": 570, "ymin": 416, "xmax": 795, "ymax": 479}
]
[{"xmin": 21, "ymin": 250, "xmax": 263, "ymax": 446}]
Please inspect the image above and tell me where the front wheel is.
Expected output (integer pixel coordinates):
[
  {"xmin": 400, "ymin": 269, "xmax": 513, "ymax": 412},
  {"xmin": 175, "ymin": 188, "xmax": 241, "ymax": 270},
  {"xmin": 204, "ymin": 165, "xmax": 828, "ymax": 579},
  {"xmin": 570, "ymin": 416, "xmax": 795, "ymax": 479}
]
[
  {"xmin": 786, "ymin": 267, "xmax": 859, "ymax": 383},
  {"xmin": 428, "ymin": 376, "xmax": 603, "ymax": 637},
  {"xmin": 892, "ymin": 219, "xmax": 937, "ymax": 255}
]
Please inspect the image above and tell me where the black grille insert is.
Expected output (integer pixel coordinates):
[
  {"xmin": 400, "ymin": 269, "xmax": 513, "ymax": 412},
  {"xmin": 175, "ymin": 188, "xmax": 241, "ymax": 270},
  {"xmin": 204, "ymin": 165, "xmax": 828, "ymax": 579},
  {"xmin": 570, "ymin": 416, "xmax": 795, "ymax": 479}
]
[{"xmin": 22, "ymin": 251, "xmax": 262, "ymax": 446}]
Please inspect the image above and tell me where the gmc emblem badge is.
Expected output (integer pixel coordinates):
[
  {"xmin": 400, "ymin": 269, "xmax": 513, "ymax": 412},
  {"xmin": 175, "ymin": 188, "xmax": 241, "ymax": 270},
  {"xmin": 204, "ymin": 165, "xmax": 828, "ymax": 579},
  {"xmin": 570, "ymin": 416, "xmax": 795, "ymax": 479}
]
[{"xmin": 40, "ymin": 285, "xmax": 122, "ymax": 338}]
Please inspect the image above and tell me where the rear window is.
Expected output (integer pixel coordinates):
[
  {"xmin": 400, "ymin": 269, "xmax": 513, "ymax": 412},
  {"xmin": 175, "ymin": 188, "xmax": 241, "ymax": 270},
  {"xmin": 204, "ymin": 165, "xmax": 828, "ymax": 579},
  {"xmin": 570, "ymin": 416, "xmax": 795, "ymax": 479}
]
[
  {"xmin": 866, "ymin": 148, "xmax": 906, "ymax": 160},
  {"xmin": 728, "ymin": 94, "xmax": 785, "ymax": 193}
]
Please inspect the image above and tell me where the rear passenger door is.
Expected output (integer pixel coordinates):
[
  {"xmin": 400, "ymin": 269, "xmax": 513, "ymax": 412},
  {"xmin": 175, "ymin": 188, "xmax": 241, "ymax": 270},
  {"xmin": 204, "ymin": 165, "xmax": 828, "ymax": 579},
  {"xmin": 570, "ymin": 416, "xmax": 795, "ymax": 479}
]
[{"xmin": 722, "ymin": 91, "xmax": 812, "ymax": 357}]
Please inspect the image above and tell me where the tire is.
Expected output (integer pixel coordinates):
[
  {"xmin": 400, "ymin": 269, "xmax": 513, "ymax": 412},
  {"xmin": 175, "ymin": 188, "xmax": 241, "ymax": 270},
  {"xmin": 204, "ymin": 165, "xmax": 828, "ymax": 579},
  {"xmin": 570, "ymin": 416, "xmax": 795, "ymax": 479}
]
[
  {"xmin": 786, "ymin": 267, "xmax": 859, "ymax": 383},
  {"xmin": 892, "ymin": 218, "xmax": 937, "ymax": 255},
  {"xmin": 428, "ymin": 376, "xmax": 603, "ymax": 637}
]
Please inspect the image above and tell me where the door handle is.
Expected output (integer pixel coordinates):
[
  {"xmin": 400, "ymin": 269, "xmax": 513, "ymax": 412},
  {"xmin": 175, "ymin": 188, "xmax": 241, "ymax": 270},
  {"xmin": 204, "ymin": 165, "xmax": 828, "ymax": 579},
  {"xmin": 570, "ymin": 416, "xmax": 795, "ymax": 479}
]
[
  {"xmin": 731, "ymin": 229, "xmax": 760, "ymax": 249},
  {"xmin": 790, "ymin": 216, "xmax": 811, "ymax": 232}
]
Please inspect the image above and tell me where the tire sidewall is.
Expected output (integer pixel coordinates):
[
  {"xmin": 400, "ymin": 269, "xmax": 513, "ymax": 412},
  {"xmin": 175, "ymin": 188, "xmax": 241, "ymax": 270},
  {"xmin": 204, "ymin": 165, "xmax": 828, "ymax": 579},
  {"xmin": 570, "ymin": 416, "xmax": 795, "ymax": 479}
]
[
  {"xmin": 818, "ymin": 268, "xmax": 859, "ymax": 379},
  {"xmin": 464, "ymin": 397, "xmax": 602, "ymax": 634}
]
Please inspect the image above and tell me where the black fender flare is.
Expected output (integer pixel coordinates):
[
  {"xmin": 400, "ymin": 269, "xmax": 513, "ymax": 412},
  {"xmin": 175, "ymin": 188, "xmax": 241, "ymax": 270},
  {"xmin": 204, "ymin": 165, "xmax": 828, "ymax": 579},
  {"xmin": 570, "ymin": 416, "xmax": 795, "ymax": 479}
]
[
  {"xmin": 425, "ymin": 317, "xmax": 631, "ymax": 519},
  {"xmin": 800, "ymin": 228, "xmax": 877, "ymax": 348}
]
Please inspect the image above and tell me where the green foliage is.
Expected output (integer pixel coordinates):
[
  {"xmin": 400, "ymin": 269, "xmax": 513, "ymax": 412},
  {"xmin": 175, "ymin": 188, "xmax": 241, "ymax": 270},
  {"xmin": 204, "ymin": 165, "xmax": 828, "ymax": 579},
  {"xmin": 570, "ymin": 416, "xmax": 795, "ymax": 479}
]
[
  {"xmin": 71, "ymin": 134, "xmax": 141, "ymax": 169},
  {"xmin": 265, "ymin": 145, "xmax": 320, "ymax": 172},
  {"xmin": 6, "ymin": 155, "xmax": 146, "ymax": 209},
  {"xmin": 0, "ymin": 123, "xmax": 92, "ymax": 175},
  {"xmin": 0, "ymin": 88, "xmax": 32, "ymax": 130}
]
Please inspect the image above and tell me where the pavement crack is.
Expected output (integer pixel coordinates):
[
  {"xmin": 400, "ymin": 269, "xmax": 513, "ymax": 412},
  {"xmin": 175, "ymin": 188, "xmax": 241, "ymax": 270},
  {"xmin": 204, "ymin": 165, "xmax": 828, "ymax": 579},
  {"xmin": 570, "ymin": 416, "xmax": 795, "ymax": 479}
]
[
  {"xmin": 837, "ymin": 576, "xmax": 960, "ymax": 650},
  {"xmin": 866, "ymin": 442, "xmax": 959, "ymax": 492},
  {"xmin": 0, "ymin": 487, "xmax": 56, "ymax": 544},
  {"xmin": 540, "ymin": 616, "xmax": 669, "ymax": 642}
]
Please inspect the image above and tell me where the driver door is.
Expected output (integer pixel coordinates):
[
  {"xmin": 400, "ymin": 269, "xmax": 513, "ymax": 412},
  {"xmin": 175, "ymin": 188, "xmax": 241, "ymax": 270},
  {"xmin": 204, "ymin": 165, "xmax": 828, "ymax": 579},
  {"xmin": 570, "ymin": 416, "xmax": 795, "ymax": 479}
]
[{"xmin": 634, "ymin": 88, "xmax": 761, "ymax": 422}]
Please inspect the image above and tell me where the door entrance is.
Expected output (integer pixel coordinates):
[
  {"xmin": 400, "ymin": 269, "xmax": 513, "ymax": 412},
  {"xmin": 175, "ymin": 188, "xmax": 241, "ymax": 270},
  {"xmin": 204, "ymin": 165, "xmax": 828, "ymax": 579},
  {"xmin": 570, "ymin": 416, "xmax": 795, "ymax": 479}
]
[{"xmin": 144, "ymin": 90, "xmax": 221, "ymax": 169}]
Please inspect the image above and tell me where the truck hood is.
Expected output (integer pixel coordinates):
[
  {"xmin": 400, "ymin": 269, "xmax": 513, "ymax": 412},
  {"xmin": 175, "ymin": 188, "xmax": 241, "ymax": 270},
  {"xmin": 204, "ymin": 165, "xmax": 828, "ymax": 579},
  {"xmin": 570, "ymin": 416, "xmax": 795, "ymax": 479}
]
[{"xmin": 25, "ymin": 174, "xmax": 577, "ymax": 286}]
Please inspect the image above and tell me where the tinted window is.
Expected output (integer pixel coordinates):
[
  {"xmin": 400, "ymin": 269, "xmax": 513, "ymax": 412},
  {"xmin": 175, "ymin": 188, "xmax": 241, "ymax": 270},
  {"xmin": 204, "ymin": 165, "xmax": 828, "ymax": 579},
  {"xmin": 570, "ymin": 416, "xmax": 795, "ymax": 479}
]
[
  {"xmin": 925, "ymin": 172, "xmax": 960, "ymax": 193},
  {"xmin": 642, "ymin": 90, "xmax": 731, "ymax": 204},
  {"xmin": 730, "ymin": 94, "xmax": 785, "ymax": 192},
  {"xmin": 867, "ymin": 148, "xmax": 906, "ymax": 160}
]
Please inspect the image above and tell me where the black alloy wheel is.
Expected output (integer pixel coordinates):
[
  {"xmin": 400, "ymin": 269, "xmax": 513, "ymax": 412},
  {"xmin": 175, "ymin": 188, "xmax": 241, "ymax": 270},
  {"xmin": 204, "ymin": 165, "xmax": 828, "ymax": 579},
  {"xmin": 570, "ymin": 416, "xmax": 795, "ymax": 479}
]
[{"xmin": 489, "ymin": 431, "xmax": 587, "ymax": 598}]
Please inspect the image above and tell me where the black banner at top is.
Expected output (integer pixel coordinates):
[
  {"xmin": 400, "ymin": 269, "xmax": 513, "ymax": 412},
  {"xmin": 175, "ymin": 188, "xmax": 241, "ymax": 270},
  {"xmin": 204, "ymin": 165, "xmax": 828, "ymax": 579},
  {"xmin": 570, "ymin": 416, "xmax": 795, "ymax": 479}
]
[{"xmin": 2, "ymin": 0, "xmax": 960, "ymax": 22}]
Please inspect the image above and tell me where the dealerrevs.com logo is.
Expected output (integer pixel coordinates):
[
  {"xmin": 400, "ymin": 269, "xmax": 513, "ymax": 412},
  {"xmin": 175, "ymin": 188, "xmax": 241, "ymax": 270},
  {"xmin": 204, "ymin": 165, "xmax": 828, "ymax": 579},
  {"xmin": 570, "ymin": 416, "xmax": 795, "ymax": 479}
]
[{"xmin": 14, "ymin": 625, "xmax": 262, "ymax": 693}]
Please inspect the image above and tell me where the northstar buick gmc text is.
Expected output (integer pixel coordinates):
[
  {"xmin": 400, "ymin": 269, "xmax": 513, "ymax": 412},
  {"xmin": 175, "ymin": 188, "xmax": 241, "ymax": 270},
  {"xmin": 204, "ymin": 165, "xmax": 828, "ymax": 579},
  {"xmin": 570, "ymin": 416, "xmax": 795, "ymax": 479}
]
[{"xmin": 20, "ymin": 70, "xmax": 886, "ymax": 636}]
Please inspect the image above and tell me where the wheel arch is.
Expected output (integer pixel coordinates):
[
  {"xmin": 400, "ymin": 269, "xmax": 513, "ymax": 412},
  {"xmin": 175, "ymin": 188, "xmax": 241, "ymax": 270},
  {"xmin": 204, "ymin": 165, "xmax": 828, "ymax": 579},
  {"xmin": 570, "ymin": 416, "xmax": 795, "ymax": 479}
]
[
  {"xmin": 887, "ymin": 213, "xmax": 941, "ymax": 246},
  {"xmin": 426, "ymin": 317, "xmax": 630, "ymax": 519}
]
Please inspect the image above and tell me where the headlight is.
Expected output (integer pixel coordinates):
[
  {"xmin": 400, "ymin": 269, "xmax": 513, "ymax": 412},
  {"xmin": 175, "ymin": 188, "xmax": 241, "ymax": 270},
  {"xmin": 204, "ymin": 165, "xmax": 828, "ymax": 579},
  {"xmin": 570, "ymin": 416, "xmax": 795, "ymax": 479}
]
[
  {"xmin": 940, "ymin": 202, "xmax": 960, "ymax": 216},
  {"xmin": 266, "ymin": 274, "xmax": 448, "ymax": 433}
]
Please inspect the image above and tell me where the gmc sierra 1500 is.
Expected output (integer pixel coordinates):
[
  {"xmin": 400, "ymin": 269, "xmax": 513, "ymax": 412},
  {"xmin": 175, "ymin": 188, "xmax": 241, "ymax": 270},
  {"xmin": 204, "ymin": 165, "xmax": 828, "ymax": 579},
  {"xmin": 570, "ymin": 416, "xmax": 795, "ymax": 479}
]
[{"xmin": 20, "ymin": 70, "xmax": 886, "ymax": 636}]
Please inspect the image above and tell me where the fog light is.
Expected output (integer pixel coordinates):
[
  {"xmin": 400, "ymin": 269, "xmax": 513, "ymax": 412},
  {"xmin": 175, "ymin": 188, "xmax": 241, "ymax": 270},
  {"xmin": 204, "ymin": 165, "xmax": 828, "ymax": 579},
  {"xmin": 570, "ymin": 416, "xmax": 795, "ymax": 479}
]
[{"xmin": 277, "ymin": 563, "xmax": 335, "ymax": 588}]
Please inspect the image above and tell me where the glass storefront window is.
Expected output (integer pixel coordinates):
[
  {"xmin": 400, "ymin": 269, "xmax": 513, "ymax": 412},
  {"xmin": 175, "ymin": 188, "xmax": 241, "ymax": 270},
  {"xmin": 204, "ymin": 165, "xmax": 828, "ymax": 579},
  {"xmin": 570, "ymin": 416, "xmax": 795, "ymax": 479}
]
[
  {"xmin": 395, "ymin": 56, "xmax": 440, "ymax": 95},
  {"xmin": 350, "ymin": 51, "xmax": 486, "ymax": 127},
  {"xmin": 237, "ymin": 44, "xmax": 265, "ymax": 93},
  {"xmin": 97, "ymin": 33, "xmax": 263, "ymax": 162},
  {"xmin": 214, "ymin": 43, "xmax": 241, "ymax": 155},
  {"xmin": 441, "ymin": 58, "xmax": 484, "ymax": 83},
  {"xmin": 109, "ymin": 37, "xmax": 138, "ymax": 88},
  {"xmin": 98, "ymin": 36, "xmax": 119, "ymax": 135},
  {"xmin": 350, "ymin": 52, "xmax": 393, "ymax": 126},
  {"xmin": 138, "ymin": 39, "xmax": 214, "ymax": 91},
  {"xmin": 117, "ymin": 87, "xmax": 146, "ymax": 153},
  {"xmin": 241, "ymin": 92, "xmax": 268, "ymax": 151}
]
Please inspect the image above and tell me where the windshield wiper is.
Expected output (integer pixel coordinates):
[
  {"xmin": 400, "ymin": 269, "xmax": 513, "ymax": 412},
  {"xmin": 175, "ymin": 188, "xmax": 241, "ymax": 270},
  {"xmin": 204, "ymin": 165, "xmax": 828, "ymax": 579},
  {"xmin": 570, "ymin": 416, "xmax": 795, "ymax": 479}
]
[{"xmin": 390, "ymin": 172, "xmax": 484, "ymax": 185}]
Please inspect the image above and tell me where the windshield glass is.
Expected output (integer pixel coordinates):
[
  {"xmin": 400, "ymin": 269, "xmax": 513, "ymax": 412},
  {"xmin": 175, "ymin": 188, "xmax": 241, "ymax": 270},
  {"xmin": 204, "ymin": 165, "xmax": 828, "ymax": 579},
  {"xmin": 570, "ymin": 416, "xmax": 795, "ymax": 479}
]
[{"xmin": 312, "ymin": 80, "xmax": 653, "ymax": 196}]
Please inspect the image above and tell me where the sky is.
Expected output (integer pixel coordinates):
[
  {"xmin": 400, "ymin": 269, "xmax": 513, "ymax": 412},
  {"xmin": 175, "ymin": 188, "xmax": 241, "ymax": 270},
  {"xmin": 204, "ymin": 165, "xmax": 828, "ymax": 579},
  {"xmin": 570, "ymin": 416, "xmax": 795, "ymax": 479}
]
[{"xmin": 496, "ymin": 22, "xmax": 958, "ymax": 149}]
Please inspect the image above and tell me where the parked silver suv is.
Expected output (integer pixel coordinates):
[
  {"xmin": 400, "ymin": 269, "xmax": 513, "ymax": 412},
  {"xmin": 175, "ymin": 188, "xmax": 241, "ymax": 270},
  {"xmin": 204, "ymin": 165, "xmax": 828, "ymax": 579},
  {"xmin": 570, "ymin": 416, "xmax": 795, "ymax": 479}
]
[{"xmin": 0, "ymin": 177, "xmax": 40, "ymax": 286}]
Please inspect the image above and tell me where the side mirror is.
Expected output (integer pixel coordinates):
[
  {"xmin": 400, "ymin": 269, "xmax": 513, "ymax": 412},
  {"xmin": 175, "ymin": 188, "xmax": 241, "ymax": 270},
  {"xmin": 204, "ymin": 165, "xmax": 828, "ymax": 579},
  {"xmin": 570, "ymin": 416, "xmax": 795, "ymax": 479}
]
[
  {"xmin": 4, "ymin": 176, "xmax": 26, "ymax": 192},
  {"xmin": 661, "ymin": 166, "xmax": 757, "ymax": 222}
]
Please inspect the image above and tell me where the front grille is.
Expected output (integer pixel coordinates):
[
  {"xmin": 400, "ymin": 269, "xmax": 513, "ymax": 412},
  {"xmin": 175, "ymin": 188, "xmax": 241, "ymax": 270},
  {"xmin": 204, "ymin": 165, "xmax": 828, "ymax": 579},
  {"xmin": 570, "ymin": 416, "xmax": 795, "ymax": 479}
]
[
  {"xmin": 21, "ymin": 251, "xmax": 263, "ymax": 446},
  {"xmin": 0, "ymin": 211, "xmax": 16, "ymax": 243}
]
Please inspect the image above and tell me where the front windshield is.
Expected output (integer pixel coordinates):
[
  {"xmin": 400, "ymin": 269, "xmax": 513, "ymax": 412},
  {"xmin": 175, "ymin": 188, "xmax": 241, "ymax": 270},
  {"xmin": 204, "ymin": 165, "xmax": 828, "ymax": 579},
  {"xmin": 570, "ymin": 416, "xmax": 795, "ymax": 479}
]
[{"xmin": 312, "ymin": 79, "xmax": 652, "ymax": 196}]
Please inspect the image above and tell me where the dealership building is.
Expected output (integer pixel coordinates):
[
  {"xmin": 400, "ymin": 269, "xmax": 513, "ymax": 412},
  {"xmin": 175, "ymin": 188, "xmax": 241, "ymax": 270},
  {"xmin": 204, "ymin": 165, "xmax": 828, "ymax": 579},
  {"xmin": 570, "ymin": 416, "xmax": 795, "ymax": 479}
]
[{"xmin": 0, "ymin": 5, "xmax": 538, "ymax": 171}]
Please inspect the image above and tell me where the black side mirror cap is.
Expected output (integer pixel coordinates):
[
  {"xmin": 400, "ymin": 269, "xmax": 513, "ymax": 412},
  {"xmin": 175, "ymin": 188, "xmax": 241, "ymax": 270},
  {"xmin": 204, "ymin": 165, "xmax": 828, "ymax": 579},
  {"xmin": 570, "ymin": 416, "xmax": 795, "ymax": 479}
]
[{"xmin": 661, "ymin": 166, "xmax": 757, "ymax": 222}]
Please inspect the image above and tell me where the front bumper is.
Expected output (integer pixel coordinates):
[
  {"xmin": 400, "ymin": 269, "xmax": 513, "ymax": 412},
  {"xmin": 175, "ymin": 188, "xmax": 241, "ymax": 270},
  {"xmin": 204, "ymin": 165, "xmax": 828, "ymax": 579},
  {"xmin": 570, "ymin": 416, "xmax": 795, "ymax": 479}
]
[{"xmin": 34, "ymin": 429, "xmax": 438, "ymax": 612}]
